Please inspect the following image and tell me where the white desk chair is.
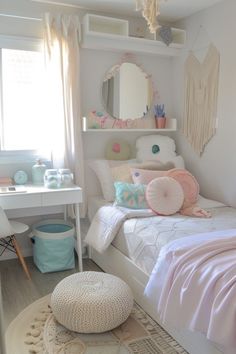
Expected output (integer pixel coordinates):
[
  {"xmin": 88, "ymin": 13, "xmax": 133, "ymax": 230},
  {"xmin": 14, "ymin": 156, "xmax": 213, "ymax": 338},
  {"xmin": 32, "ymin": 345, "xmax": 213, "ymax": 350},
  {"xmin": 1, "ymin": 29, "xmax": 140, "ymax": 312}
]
[{"xmin": 0, "ymin": 207, "xmax": 31, "ymax": 280}]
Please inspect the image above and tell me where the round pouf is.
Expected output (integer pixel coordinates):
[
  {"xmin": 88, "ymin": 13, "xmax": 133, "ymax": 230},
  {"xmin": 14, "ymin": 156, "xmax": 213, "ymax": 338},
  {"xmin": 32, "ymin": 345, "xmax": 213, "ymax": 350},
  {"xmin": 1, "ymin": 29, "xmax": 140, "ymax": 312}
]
[{"xmin": 51, "ymin": 271, "xmax": 133, "ymax": 333}]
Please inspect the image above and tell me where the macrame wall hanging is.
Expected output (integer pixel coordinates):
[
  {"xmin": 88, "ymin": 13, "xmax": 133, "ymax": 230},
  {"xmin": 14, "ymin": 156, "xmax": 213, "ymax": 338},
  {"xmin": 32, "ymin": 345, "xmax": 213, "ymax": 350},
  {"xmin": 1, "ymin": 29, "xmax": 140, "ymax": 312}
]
[{"xmin": 182, "ymin": 26, "xmax": 220, "ymax": 156}]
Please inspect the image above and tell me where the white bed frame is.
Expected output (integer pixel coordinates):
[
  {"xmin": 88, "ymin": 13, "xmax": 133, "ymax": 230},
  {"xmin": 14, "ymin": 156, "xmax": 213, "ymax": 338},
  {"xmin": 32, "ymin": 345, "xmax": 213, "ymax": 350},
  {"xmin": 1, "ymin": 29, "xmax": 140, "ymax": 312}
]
[{"xmin": 90, "ymin": 244, "xmax": 223, "ymax": 354}]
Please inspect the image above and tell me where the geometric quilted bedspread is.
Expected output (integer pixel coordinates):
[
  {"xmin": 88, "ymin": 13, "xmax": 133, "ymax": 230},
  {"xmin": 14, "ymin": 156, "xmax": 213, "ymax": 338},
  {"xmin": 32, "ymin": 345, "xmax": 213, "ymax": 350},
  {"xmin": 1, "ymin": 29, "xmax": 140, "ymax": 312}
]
[{"xmin": 112, "ymin": 206, "xmax": 236, "ymax": 275}]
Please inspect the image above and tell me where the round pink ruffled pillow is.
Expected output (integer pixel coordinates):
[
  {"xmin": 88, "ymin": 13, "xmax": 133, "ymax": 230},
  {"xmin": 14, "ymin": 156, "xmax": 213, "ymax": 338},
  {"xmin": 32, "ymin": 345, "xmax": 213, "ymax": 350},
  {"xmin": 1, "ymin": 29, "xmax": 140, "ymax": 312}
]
[
  {"xmin": 166, "ymin": 168, "xmax": 199, "ymax": 208},
  {"xmin": 146, "ymin": 177, "xmax": 184, "ymax": 216}
]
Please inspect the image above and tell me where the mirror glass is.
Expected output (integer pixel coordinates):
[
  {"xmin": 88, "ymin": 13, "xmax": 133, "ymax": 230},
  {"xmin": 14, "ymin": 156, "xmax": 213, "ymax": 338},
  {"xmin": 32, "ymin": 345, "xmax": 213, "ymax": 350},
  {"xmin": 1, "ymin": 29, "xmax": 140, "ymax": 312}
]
[{"xmin": 102, "ymin": 62, "xmax": 153, "ymax": 120}]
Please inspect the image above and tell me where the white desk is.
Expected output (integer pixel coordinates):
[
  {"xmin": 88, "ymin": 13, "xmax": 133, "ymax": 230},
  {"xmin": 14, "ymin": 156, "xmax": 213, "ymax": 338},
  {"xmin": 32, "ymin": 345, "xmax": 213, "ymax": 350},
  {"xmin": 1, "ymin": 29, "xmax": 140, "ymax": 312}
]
[{"xmin": 0, "ymin": 185, "xmax": 83, "ymax": 272}]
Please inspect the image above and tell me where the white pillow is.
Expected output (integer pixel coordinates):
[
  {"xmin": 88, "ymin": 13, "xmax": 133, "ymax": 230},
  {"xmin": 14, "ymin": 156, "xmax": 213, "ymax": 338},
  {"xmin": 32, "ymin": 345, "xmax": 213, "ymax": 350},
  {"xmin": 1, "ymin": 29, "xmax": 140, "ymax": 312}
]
[
  {"xmin": 88, "ymin": 159, "xmax": 136, "ymax": 202},
  {"xmin": 136, "ymin": 135, "xmax": 185, "ymax": 168}
]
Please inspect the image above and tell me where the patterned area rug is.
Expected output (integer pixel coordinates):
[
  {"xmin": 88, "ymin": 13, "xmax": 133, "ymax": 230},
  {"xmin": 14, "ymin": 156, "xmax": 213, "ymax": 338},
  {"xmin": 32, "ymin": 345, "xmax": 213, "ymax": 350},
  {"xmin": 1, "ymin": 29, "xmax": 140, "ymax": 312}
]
[{"xmin": 6, "ymin": 294, "xmax": 188, "ymax": 354}]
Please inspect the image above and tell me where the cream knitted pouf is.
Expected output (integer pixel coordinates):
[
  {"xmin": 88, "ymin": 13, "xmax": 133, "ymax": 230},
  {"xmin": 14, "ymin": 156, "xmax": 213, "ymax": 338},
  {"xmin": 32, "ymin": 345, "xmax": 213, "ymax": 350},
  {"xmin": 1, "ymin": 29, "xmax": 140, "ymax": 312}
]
[{"xmin": 51, "ymin": 271, "xmax": 133, "ymax": 333}]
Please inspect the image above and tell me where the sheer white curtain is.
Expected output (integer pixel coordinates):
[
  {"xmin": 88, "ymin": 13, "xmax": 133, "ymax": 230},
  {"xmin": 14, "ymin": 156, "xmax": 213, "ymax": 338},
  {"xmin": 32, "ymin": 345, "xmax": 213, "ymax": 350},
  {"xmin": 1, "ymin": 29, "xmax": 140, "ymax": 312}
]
[{"xmin": 44, "ymin": 13, "xmax": 86, "ymax": 217}]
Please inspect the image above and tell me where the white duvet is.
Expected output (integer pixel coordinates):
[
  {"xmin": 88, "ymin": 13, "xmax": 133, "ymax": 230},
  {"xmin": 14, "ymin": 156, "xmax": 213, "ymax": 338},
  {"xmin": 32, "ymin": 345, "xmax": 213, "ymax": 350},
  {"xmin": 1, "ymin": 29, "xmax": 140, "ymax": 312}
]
[{"xmin": 85, "ymin": 205, "xmax": 154, "ymax": 253}]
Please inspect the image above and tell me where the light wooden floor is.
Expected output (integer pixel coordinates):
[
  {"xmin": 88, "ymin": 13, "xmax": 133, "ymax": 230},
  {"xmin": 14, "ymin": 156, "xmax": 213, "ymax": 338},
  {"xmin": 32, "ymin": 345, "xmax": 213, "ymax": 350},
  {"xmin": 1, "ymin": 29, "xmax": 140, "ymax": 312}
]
[{"xmin": 0, "ymin": 257, "xmax": 101, "ymax": 328}]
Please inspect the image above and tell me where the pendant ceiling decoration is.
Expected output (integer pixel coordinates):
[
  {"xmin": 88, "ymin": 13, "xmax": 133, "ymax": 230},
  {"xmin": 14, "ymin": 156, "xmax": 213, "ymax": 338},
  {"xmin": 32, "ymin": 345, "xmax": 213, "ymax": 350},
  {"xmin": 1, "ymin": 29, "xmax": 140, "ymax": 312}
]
[{"xmin": 136, "ymin": 0, "xmax": 167, "ymax": 33}]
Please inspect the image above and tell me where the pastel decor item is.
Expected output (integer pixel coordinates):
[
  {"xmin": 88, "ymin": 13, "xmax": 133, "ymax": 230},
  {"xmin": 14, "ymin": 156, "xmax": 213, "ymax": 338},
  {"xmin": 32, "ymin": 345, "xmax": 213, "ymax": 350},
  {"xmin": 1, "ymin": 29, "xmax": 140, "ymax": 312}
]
[
  {"xmin": 166, "ymin": 168, "xmax": 199, "ymax": 208},
  {"xmin": 105, "ymin": 139, "xmax": 131, "ymax": 160},
  {"xmin": 31, "ymin": 219, "xmax": 75, "ymax": 273},
  {"xmin": 154, "ymin": 104, "xmax": 166, "ymax": 129},
  {"xmin": 131, "ymin": 168, "xmax": 167, "ymax": 185},
  {"xmin": 156, "ymin": 117, "xmax": 166, "ymax": 129},
  {"xmin": 146, "ymin": 177, "xmax": 184, "ymax": 215},
  {"xmin": 13, "ymin": 170, "xmax": 28, "ymax": 185},
  {"xmin": 114, "ymin": 182, "xmax": 148, "ymax": 209},
  {"xmin": 58, "ymin": 169, "xmax": 73, "ymax": 187},
  {"xmin": 44, "ymin": 169, "xmax": 61, "ymax": 189},
  {"xmin": 32, "ymin": 159, "xmax": 46, "ymax": 185},
  {"xmin": 136, "ymin": 135, "xmax": 176, "ymax": 162},
  {"xmin": 111, "ymin": 161, "xmax": 175, "ymax": 184}
]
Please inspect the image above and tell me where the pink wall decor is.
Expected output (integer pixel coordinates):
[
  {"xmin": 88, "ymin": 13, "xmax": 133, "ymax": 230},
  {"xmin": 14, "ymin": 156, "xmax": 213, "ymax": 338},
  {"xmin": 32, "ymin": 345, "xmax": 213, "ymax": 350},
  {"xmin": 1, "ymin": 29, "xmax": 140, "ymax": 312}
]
[{"xmin": 87, "ymin": 110, "xmax": 155, "ymax": 129}]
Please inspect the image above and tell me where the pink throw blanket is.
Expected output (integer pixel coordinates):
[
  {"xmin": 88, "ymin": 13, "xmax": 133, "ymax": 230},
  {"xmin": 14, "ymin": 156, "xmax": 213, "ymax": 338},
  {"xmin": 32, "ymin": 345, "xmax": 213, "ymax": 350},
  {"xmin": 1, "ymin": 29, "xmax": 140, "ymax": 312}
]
[{"xmin": 145, "ymin": 229, "xmax": 236, "ymax": 353}]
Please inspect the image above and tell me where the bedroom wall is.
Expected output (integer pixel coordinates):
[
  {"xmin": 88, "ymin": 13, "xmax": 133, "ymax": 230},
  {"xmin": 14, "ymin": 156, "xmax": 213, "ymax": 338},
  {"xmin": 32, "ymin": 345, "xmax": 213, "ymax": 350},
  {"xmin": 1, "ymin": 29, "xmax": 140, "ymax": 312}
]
[
  {"xmin": 81, "ymin": 49, "xmax": 174, "ymax": 197},
  {"xmin": 172, "ymin": 0, "xmax": 236, "ymax": 207},
  {"xmin": 81, "ymin": 49, "xmax": 174, "ymax": 159}
]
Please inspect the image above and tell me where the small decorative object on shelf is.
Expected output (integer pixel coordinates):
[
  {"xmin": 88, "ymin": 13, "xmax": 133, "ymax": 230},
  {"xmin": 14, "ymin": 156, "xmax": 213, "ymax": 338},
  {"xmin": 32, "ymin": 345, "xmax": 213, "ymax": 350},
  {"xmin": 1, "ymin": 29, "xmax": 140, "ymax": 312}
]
[
  {"xmin": 0, "ymin": 177, "xmax": 13, "ymax": 186},
  {"xmin": 13, "ymin": 170, "xmax": 28, "ymax": 185},
  {"xmin": 32, "ymin": 159, "xmax": 46, "ymax": 185},
  {"xmin": 58, "ymin": 169, "xmax": 74, "ymax": 187},
  {"xmin": 154, "ymin": 104, "xmax": 166, "ymax": 129},
  {"xmin": 159, "ymin": 26, "xmax": 173, "ymax": 46},
  {"xmin": 44, "ymin": 169, "xmax": 61, "ymax": 189}
]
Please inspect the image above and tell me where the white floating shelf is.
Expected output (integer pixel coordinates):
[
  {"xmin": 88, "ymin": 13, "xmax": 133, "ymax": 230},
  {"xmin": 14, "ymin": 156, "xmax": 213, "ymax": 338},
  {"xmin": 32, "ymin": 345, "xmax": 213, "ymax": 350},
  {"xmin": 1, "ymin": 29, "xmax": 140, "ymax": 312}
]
[
  {"xmin": 82, "ymin": 14, "xmax": 186, "ymax": 57},
  {"xmin": 82, "ymin": 32, "xmax": 183, "ymax": 57},
  {"xmin": 82, "ymin": 118, "xmax": 177, "ymax": 132},
  {"xmin": 83, "ymin": 128, "xmax": 176, "ymax": 132}
]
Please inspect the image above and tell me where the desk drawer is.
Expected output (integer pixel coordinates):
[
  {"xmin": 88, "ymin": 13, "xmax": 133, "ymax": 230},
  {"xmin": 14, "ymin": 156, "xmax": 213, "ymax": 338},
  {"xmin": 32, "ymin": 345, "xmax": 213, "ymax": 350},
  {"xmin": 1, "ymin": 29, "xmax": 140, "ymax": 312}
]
[
  {"xmin": 41, "ymin": 190, "xmax": 82, "ymax": 206},
  {"xmin": 0, "ymin": 193, "xmax": 41, "ymax": 210}
]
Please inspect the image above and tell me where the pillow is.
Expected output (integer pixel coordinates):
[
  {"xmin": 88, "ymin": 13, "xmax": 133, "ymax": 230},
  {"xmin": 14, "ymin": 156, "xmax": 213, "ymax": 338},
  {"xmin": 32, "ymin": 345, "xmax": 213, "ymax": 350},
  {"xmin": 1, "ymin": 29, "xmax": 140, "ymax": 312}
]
[
  {"xmin": 166, "ymin": 168, "xmax": 199, "ymax": 208},
  {"xmin": 105, "ymin": 139, "xmax": 131, "ymax": 160},
  {"xmin": 131, "ymin": 168, "xmax": 167, "ymax": 185},
  {"xmin": 137, "ymin": 161, "xmax": 175, "ymax": 170},
  {"xmin": 88, "ymin": 159, "xmax": 136, "ymax": 202},
  {"xmin": 114, "ymin": 182, "xmax": 148, "ymax": 209},
  {"xmin": 135, "ymin": 134, "xmax": 185, "ymax": 168},
  {"xmin": 136, "ymin": 135, "xmax": 176, "ymax": 161},
  {"xmin": 111, "ymin": 161, "xmax": 175, "ymax": 184},
  {"xmin": 146, "ymin": 177, "xmax": 184, "ymax": 215}
]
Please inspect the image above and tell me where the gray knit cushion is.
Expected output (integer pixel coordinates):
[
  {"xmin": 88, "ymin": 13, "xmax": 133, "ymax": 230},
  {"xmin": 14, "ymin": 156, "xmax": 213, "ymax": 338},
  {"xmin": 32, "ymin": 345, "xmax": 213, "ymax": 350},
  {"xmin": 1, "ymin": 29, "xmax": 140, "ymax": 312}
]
[{"xmin": 51, "ymin": 272, "xmax": 133, "ymax": 333}]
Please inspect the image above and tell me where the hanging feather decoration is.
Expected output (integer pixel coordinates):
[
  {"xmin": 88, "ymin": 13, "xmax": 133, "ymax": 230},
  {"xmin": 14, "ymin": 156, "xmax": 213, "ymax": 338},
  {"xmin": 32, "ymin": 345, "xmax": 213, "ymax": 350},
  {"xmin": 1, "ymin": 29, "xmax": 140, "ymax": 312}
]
[{"xmin": 135, "ymin": 0, "xmax": 161, "ymax": 34}]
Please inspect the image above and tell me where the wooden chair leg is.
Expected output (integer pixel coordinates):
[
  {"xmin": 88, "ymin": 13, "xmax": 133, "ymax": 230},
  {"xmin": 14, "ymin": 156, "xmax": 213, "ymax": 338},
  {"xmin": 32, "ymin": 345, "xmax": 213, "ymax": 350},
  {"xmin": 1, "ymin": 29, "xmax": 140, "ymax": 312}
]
[{"xmin": 12, "ymin": 236, "xmax": 31, "ymax": 280}]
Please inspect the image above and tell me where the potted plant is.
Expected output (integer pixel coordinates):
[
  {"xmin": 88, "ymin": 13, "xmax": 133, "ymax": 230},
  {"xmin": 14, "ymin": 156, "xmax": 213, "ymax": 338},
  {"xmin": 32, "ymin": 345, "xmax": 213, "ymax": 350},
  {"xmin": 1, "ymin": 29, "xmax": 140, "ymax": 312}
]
[{"xmin": 154, "ymin": 104, "xmax": 166, "ymax": 129}]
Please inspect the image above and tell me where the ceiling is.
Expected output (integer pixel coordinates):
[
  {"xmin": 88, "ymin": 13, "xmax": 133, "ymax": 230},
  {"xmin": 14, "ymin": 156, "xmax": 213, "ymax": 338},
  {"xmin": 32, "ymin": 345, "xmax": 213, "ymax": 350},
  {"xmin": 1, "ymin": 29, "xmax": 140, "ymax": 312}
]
[{"xmin": 32, "ymin": 0, "xmax": 223, "ymax": 22}]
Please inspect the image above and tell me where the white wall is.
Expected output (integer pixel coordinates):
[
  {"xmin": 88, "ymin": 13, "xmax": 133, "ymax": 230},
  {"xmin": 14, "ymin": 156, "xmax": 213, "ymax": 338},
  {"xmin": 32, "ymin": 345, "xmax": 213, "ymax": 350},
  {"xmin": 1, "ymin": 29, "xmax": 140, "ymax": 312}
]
[
  {"xmin": 172, "ymin": 0, "xmax": 236, "ymax": 206},
  {"xmin": 80, "ymin": 48, "xmax": 174, "ymax": 197}
]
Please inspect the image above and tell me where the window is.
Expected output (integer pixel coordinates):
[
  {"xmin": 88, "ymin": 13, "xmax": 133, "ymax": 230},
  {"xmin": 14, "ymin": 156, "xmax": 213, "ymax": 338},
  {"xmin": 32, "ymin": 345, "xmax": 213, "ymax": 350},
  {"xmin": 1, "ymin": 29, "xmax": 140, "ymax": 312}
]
[{"xmin": 0, "ymin": 42, "xmax": 51, "ymax": 153}]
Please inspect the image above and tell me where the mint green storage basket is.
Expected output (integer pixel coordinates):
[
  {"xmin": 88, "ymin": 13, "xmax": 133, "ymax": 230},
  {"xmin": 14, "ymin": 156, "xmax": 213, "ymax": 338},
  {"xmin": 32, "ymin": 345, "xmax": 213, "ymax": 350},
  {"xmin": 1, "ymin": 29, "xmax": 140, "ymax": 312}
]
[{"xmin": 31, "ymin": 219, "xmax": 75, "ymax": 273}]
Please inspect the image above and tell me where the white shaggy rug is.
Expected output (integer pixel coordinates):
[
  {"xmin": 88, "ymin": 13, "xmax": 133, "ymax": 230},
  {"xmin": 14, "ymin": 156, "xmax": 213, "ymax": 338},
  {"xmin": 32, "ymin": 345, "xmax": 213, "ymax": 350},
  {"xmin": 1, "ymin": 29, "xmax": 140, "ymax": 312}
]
[{"xmin": 6, "ymin": 294, "xmax": 187, "ymax": 354}]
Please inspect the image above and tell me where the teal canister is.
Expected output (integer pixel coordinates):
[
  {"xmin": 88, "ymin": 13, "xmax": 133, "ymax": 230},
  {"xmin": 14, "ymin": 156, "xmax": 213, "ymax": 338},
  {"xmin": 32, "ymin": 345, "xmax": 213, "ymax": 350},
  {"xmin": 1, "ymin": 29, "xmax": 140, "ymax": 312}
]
[{"xmin": 32, "ymin": 159, "xmax": 46, "ymax": 185}]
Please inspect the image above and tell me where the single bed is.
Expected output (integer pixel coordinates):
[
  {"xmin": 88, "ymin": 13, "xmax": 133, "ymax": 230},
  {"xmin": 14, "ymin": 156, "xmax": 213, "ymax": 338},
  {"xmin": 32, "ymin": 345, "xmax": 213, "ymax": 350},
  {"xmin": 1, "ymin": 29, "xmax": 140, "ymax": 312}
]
[
  {"xmin": 85, "ymin": 134, "xmax": 235, "ymax": 354},
  {"xmin": 87, "ymin": 195, "xmax": 236, "ymax": 354}
]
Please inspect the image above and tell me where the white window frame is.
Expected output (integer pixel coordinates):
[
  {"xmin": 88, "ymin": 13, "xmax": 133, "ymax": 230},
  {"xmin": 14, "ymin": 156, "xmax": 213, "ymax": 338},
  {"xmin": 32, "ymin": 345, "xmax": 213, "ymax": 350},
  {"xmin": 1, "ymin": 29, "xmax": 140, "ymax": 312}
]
[{"xmin": 0, "ymin": 35, "xmax": 51, "ymax": 164}]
